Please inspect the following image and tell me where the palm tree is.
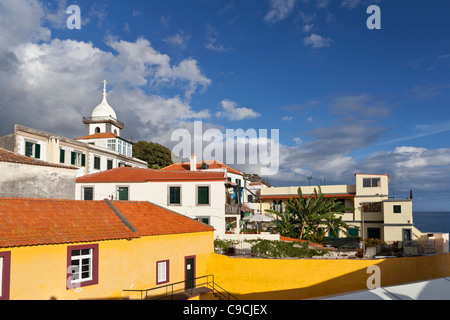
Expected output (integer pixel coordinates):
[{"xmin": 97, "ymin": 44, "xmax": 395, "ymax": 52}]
[{"xmin": 266, "ymin": 186, "xmax": 353, "ymax": 242}]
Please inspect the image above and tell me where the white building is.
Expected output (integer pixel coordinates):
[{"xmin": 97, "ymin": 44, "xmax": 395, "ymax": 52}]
[
  {"xmin": 260, "ymin": 173, "xmax": 420, "ymax": 244},
  {"xmin": 161, "ymin": 155, "xmax": 246, "ymax": 233},
  {"xmin": 75, "ymin": 166, "xmax": 228, "ymax": 236},
  {"xmin": 0, "ymin": 147, "xmax": 78, "ymax": 200},
  {"xmin": 0, "ymin": 81, "xmax": 147, "ymax": 177}
]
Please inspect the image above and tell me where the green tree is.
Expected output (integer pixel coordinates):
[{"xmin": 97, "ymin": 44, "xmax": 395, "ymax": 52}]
[
  {"xmin": 266, "ymin": 186, "xmax": 353, "ymax": 243},
  {"xmin": 132, "ymin": 141, "xmax": 173, "ymax": 169}
]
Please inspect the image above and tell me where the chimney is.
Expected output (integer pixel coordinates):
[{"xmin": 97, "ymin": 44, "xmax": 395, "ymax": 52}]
[{"xmin": 190, "ymin": 154, "xmax": 197, "ymax": 171}]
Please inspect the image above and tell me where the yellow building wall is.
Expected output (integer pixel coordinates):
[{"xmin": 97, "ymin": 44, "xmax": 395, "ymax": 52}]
[
  {"xmin": 206, "ymin": 253, "xmax": 450, "ymax": 300},
  {"xmin": 4, "ymin": 231, "xmax": 213, "ymax": 300}
]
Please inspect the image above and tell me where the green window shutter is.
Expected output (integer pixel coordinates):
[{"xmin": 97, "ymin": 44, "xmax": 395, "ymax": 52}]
[
  {"xmin": 34, "ymin": 144, "xmax": 41, "ymax": 159},
  {"xmin": 25, "ymin": 141, "xmax": 33, "ymax": 157},
  {"xmin": 81, "ymin": 154, "xmax": 86, "ymax": 167},
  {"xmin": 60, "ymin": 149, "xmax": 65, "ymax": 164},
  {"xmin": 118, "ymin": 187, "xmax": 129, "ymax": 201},
  {"xmin": 197, "ymin": 186, "xmax": 209, "ymax": 205},
  {"xmin": 71, "ymin": 152, "xmax": 76, "ymax": 165},
  {"xmin": 83, "ymin": 188, "xmax": 94, "ymax": 201},
  {"xmin": 170, "ymin": 187, "xmax": 181, "ymax": 204},
  {"xmin": 348, "ymin": 228, "xmax": 359, "ymax": 237}
]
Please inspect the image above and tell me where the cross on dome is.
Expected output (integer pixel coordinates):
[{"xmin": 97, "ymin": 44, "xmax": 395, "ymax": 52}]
[{"xmin": 91, "ymin": 80, "xmax": 117, "ymax": 120}]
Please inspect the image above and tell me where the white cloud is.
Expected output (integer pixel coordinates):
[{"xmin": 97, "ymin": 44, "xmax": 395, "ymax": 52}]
[
  {"xmin": 164, "ymin": 32, "xmax": 191, "ymax": 50},
  {"xmin": 303, "ymin": 34, "xmax": 333, "ymax": 48},
  {"xmin": 205, "ymin": 24, "xmax": 232, "ymax": 52},
  {"xmin": 340, "ymin": 0, "xmax": 360, "ymax": 9},
  {"xmin": 302, "ymin": 24, "xmax": 314, "ymax": 33},
  {"xmin": 216, "ymin": 99, "xmax": 261, "ymax": 121},
  {"xmin": 0, "ymin": 0, "xmax": 212, "ymax": 145},
  {"xmin": 264, "ymin": 0, "xmax": 297, "ymax": 24},
  {"xmin": 282, "ymin": 115, "xmax": 293, "ymax": 121}
]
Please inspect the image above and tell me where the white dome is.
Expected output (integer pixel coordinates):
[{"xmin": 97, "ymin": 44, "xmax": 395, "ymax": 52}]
[
  {"xmin": 91, "ymin": 80, "xmax": 117, "ymax": 119},
  {"xmin": 91, "ymin": 96, "xmax": 117, "ymax": 119}
]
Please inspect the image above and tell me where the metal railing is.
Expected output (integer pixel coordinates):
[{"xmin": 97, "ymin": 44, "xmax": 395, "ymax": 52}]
[{"xmin": 123, "ymin": 274, "xmax": 238, "ymax": 300}]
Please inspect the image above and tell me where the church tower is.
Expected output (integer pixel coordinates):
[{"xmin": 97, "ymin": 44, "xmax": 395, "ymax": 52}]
[{"xmin": 82, "ymin": 80, "xmax": 124, "ymax": 137}]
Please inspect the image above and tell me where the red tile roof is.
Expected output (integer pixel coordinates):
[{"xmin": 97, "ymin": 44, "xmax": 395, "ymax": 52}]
[
  {"xmin": 279, "ymin": 236, "xmax": 326, "ymax": 249},
  {"xmin": 354, "ymin": 173, "xmax": 390, "ymax": 179},
  {"xmin": 76, "ymin": 167, "xmax": 227, "ymax": 183},
  {"xmin": 75, "ymin": 132, "xmax": 118, "ymax": 140},
  {"xmin": 161, "ymin": 160, "xmax": 244, "ymax": 176},
  {"xmin": 113, "ymin": 201, "xmax": 214, "ymax": 237},
  {"xmin": 0, "ymin": 198, "xmax": 214, "ymax": 248},
  {"xmin": 0, "ymin": 147, "xmax": 77, "ymax": 170}
]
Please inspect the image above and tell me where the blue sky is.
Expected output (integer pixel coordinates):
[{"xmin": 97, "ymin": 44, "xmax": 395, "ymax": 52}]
[{"xmin": 1, "ymin": 0, "xmax": 450, "ymax": 210}]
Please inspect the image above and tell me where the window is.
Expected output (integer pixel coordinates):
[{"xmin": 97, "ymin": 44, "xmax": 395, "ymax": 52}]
[
  {"xmin": 118, "ymin": 186, "xmax": 129, "ymax": 201},
  {"xmin": 25, "ymin": 141, "xmax": 41, "ymax": 159},
  {"xmin": 94, "ymin": 156, "xmax": 101, "ymax": 170},
  {"xmin": 107, "ymin": 139, "xmax": 116, "ymax": 152},
  {"xmin": 273, "ymin": 201, "xmax": 283, "ymax": 213},
  {"xmin": 71, "ymin": 151, "xmax": 85, "ymax": 167},
  {"xmin": 95, "ymin": 127, "xmax": 101, "ymax": 134},
  {"xmin": 197, "ymin": 217, "xmax": 210, "ymax": 225},
  {"xmin": 156, "ymin": 260, "xmax": 170, "ymax": 285},
  {"xmin": 197, "ymin": 186, "xmax": 210, "ymax": 205},
  {"xmin": 362, "ymin": 202, "xmax": 382, "ymax": 213},
  {"xmin": 67, "ymin": 244, "xmax": 98, "ymax": 289},
  {"xmin": 363, "ymin": 178, "xmax": 381, "ymax": 188},
  {"xmin": 348, "ymin": 228, "xmax": 359, "ymax": 237},
  {"xmin": 83, "ymin": 187, "xmax": 94, "ymax": 201},
  {"xmin": 107, "ymin": 159, "xmax": 113, "ymax": 170},
  {"xmin": 127, "ymin": 144, "xmax": 132, "ymax": 157},
  {"xmin": 394, "ymin": 205, "xmax": 402, "ymax": 214},
  {"xmin": 236, "ymin": 179, "xmax": 241, "ymax": 186},
  {"xmin": 60, "ymin": 149, "xmax": 65, "ymax": 164},
  {"xmin": 168, "ymin": 186, "xmax": 181, "ymax": 205},
  {"xmin": 0, "ymin": 252, "xmax": 11, "ymax": 300}
]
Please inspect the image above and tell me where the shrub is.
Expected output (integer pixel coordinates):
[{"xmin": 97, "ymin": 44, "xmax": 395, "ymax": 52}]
[{"xmin": 244, "ymin": 239, "xmax": 329, "ymax": 259}]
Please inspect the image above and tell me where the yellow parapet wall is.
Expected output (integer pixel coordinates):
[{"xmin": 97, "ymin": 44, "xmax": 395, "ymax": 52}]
[{"xmin": 206, "ymin": 253, "xmax": 450, "ymax": 300}]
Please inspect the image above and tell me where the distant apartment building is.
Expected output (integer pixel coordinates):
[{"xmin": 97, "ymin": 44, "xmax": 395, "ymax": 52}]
[
  {"xmin": 0, "ymin": 81, "xmax": 147, "ymax": 177},
  {"xmin": 260, "ymin": 173, "xmax": 419, "ymax": 243}
]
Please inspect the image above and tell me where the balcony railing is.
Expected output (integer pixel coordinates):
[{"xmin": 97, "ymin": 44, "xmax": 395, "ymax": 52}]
[
  {"xmin": 226, "ymin": 203, "xmax": 241, "ymax": 215},
  {"xmin": 83, "ymin": 116, "xmax": 125, "ymax": 129}
]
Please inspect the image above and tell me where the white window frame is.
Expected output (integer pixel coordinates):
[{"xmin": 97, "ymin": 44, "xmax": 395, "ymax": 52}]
[
  {"xmin": 157, "ymin": 260, "xmax": 169, "ymax": 285},
  {"xmin": 107, "ymin": 139, "xmax": 116, "ymax": 152},
  {"xmin": 70, "ymin": 248, "xmax": 93, "ymax": 284}
]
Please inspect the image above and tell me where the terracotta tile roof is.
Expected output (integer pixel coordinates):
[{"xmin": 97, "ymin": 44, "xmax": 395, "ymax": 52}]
[
  {"xmin": 0, "ymin": 147, "xmax": 77, "ymax": 170},
  {"xmin": 279, "ymin": 236, "xmax": 326, "ymax": 249},
  {"xmin": 113, "ymin": 201, "xmax": 214, "ymax": 237},
  {"xmin": 0, "ymin": 198, "xmax": 214, "ymax": 249},
  {"xmin": 76, "ymin": 167, "xmax": 226, "ymax": 183},
  {"xmin": 75, "ymin": 132, "xmax": 118, "ymax": 140},
  {"xmin": 161, "ymin": 160, "xmax": 244, "ymax": 176},
  {"xmin": 0, "ymin": 198, "xmax": 138, "ymax": 248},
  {"xmin": 261, "ymin": 193, "xmax": 355, "ymax": 200}
]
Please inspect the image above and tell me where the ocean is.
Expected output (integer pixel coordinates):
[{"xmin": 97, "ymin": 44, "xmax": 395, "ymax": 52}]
[{"xmin": 413, "ymin": 212, "xmax": 450, "ymax": 234}]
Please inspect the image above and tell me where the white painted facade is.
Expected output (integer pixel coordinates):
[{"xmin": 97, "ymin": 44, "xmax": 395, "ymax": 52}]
[{"xmin": 75, "ymin": 179, "xmax": 227, "ymax": 235}]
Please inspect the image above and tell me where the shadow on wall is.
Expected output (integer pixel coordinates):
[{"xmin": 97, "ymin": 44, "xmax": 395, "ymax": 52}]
[{"xmin": 204, "ymin": 253, "xmax": 450, "ymax": 300}]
